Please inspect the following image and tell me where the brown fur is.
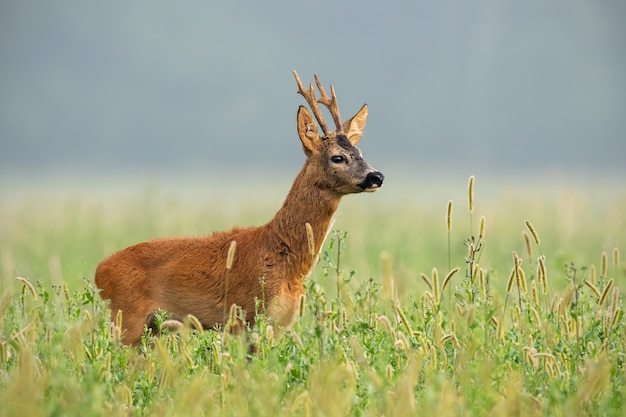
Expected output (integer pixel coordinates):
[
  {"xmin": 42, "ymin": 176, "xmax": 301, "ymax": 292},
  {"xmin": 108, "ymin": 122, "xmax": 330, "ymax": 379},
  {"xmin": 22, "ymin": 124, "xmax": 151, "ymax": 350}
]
[{"xmin": 95, "ymin": 72, "xmax": 384, "ymax": 345}]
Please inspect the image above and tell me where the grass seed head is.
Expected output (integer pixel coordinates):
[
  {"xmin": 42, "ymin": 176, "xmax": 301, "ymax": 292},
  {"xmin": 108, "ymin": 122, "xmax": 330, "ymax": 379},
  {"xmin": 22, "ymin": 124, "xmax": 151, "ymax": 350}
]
[
  {"xmin": 468, "ymin": 176, "xmax": 475, "ymax": 213},
  {"xmin": 226, "ymin": 240, "xmax": 237, "ymax": 270},
  {"xmin": 466, "ymin": 304, "xmax": 476, "ymax": 325},
  {"xmin": 613, "ymin": 247, "xmax": 620, "ymax": 268},
  {"xmin": 184, "ymin": 314, "xmax": 204, "ymax": 333},
  {"xmin": 599, "ymin": 279, "xmax": 614, "ymax": 307},
  {"xmin": 395, "ymin": 331, "xmax": 411, "ymax": 352},
  {"xmin": 523, "ymin": 231, "xmax": 532, "ymax": 258},
  {"xmin": 506, "ymin": 267, "xmax": 516, "ymax": 293},
  {"xmin": 590, "ymin": 264, "xmax": 597, "ymax": 285},
  {"xmin": 517, "ymin": 267, "xmax": 528, "ymax": 294},
  {"xmin": 531, "ymin": 280, "xmax": 539, "ymax": 305},
  {"xmin": 394, "ymin": 303, "xmax": 413, "ymax": 335},
  {"xmin": 16, "ymin": 276, "xmax": 37, "ymax": 301},
  {"xmin": 376, "ymin": 315, "xmax": 395, "ymax": 339},
  {"xmin": 446, "ymin": 200, "xmax": 453, "ymax": 232},
  {"xmin": 525, "ymin": 220, "xmax": 541, "ymax": 246},
  {"xmin": 530, "ymin": 306, "xmax": 541, "ymax": 325},
  {"xmin": 479, "ymin": 268, "xmax": 487, "ymax": 300},
  {"xmin": 432, "ymin": 267, "xmax": 440, "ymax": 305},
  {"xmin": 305, "ymin": 222, "xmax": 315, "ymax": 257},
  {"xmin": 538, "ymin": 256, "xmax": 548, "ymax": 294},
  {"xmin": 497, "ymin": 316, "xmax": 505, "ymax": 341},
  {"xmin": 514, "ymin": 304, "xmax": 522, "ymax": 325},
  {"xmin": 610, "ymin": 286, "xmax": 620, "ymax": 313},
  {"xmin": 455, "ymin": 302, "xmax": 464, "ymax": 317},
  {"xmin": 601, "ymin": 251, "xmax": 608, "ymax": 278},
  {"xmin": 441, "ymin": 267, "xmax": 460, "ymax": 292},
  {"xmin": 439, "ymin": 333, "xmax": 454, "ymax": 346},
  {"xmin": 479, "ymin": 215, "xmax": 486, "ymax": 239},
  {"xmin": 429, "ymin": 344, "xmax": 438, "ymax": 369},
  {"xmin": 584, "ymin": 280, "xmax": 601, "ymax": 299},
  {"xmin": 298, "ymin": 293, "xmax": 305, "ymax": 318},
  {"xmin": 612, "ymin": 307, "xmax": 621, "ymax": 328},
  {"xmin": 420, "ymin": 273, "xmax": 433, "ymax": 291}
]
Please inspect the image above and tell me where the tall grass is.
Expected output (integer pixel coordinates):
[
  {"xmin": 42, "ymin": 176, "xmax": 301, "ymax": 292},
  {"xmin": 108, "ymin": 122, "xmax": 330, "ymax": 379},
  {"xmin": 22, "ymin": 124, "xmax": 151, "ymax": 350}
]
[{"xmin": 1, "ymin": 176, "xmax": 625, "ymax": 416}]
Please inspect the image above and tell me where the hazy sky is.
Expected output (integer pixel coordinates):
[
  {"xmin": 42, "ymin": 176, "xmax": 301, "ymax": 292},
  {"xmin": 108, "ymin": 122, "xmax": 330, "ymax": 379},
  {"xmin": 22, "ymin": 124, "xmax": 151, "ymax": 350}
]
[{"xmin": 1, "ymin": 1, "xmax": 625, "ymax": 183}]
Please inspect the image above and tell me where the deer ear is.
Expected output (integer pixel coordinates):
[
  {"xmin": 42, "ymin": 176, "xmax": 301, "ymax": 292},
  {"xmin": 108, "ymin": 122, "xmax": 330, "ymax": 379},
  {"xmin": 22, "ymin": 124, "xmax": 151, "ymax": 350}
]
[
  {"xmin": 343, "ymin": 104, "xmax": 368, "ymax": 145},
  {"xmin": 297, "ymin": 106, "xmax": 321, "ymax": 155}
]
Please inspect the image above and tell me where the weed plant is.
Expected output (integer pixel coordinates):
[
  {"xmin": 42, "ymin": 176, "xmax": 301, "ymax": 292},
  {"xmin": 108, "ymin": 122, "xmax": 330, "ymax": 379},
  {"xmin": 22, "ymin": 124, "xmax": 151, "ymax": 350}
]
[{"xmin": 1, "ymin": 177, "xmax": 625, "ymax": 416}]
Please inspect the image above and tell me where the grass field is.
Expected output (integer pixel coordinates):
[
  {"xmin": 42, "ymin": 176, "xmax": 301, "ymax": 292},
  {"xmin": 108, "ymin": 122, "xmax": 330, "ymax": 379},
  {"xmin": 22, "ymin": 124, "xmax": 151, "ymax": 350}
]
[{"xmin": 1, "ymin": 175, "xmax": 625, "ymax": 416}]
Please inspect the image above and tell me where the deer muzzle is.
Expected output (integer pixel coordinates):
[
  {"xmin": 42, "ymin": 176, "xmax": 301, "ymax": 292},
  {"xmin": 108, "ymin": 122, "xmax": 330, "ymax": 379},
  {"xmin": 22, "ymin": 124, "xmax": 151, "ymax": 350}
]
[{"xmin": 359, "ymin": 171, "xmax": 384, "ymax": 191}]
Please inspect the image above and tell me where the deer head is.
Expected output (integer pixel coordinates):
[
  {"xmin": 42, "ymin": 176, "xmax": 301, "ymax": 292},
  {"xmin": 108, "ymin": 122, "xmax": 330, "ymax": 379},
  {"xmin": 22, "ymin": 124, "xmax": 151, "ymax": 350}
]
[{"xmin": 293, "ymin": 71, "xmax": 384, "ymax": 195}]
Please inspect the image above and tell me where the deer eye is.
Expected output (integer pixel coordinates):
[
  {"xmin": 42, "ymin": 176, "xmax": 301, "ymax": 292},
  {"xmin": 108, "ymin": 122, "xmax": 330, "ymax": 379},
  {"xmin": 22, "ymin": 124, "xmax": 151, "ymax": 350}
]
[{"xmin": 331, "ymin": 155, "xmax": 346, "ymax": 164}]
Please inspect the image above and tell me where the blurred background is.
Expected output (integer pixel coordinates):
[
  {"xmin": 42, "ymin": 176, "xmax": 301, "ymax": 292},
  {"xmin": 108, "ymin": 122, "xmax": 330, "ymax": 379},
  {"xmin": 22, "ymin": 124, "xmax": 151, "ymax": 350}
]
[{"xmin": 1, "ymin": 0, "xmax": 625, "ymax": 191}]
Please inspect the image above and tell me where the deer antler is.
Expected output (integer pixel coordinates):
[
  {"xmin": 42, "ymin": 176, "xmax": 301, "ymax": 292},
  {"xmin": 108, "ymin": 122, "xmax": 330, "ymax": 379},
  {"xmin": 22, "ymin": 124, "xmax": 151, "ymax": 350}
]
[
  {"xmin": 294, "ymin": 70, "xmax": 342, "ymax": 136},
  {"xmin": 314, "ymin": 74, "xmax": 343, "ymax": 134}
]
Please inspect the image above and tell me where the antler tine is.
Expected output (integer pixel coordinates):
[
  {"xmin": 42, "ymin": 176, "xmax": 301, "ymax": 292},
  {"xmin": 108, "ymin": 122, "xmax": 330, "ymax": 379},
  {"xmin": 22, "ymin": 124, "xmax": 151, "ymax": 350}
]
[
  {"xmin": 314, "ymin": 74, "xmax": 343, "ymax": 134},
  {"xmin": 293, "ymin": 70, "xmax": 331, "ymax": 135}
]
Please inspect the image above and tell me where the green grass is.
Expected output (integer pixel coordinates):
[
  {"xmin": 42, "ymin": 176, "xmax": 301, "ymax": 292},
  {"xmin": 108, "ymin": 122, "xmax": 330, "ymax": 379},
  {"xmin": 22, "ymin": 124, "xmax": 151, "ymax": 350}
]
[{"xmin": 1, "ymin": 176, "xmax": 625, "ymax": 416}]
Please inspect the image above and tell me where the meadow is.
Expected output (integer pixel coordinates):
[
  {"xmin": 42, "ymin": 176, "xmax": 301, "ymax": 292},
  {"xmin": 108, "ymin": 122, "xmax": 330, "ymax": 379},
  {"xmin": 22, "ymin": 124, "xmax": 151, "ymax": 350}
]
[{"xmin": 1, "ymin": 174, "xmax": 625, "ymax": 416}]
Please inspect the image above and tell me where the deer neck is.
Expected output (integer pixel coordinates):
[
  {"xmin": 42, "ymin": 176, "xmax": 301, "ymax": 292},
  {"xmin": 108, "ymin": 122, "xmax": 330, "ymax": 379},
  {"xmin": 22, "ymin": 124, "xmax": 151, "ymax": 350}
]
[{"xmin": 267, "ymin": 161, "xmax": 341, "ymax": 274}]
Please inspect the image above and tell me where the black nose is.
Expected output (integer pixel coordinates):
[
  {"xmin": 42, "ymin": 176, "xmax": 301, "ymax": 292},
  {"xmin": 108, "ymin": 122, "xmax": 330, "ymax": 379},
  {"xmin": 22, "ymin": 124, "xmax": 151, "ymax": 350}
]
[{"xmin": 365, "ymin": 171, "xmax": 384, "ymax": 188}]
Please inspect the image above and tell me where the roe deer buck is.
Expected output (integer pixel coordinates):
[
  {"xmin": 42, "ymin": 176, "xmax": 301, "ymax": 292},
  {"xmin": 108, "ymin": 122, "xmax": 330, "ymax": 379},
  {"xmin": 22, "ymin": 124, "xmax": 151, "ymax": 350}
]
[{"xmin": 95, "ymin": 71, "xmax": 384, "ymax": 345}]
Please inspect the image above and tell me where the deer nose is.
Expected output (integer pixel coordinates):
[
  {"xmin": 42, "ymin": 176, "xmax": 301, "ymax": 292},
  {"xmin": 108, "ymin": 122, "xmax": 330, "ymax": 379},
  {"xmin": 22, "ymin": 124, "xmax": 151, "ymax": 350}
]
[{"xmin": 365, "ymin": 171, "xmax": 384, "ymax": 188}]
